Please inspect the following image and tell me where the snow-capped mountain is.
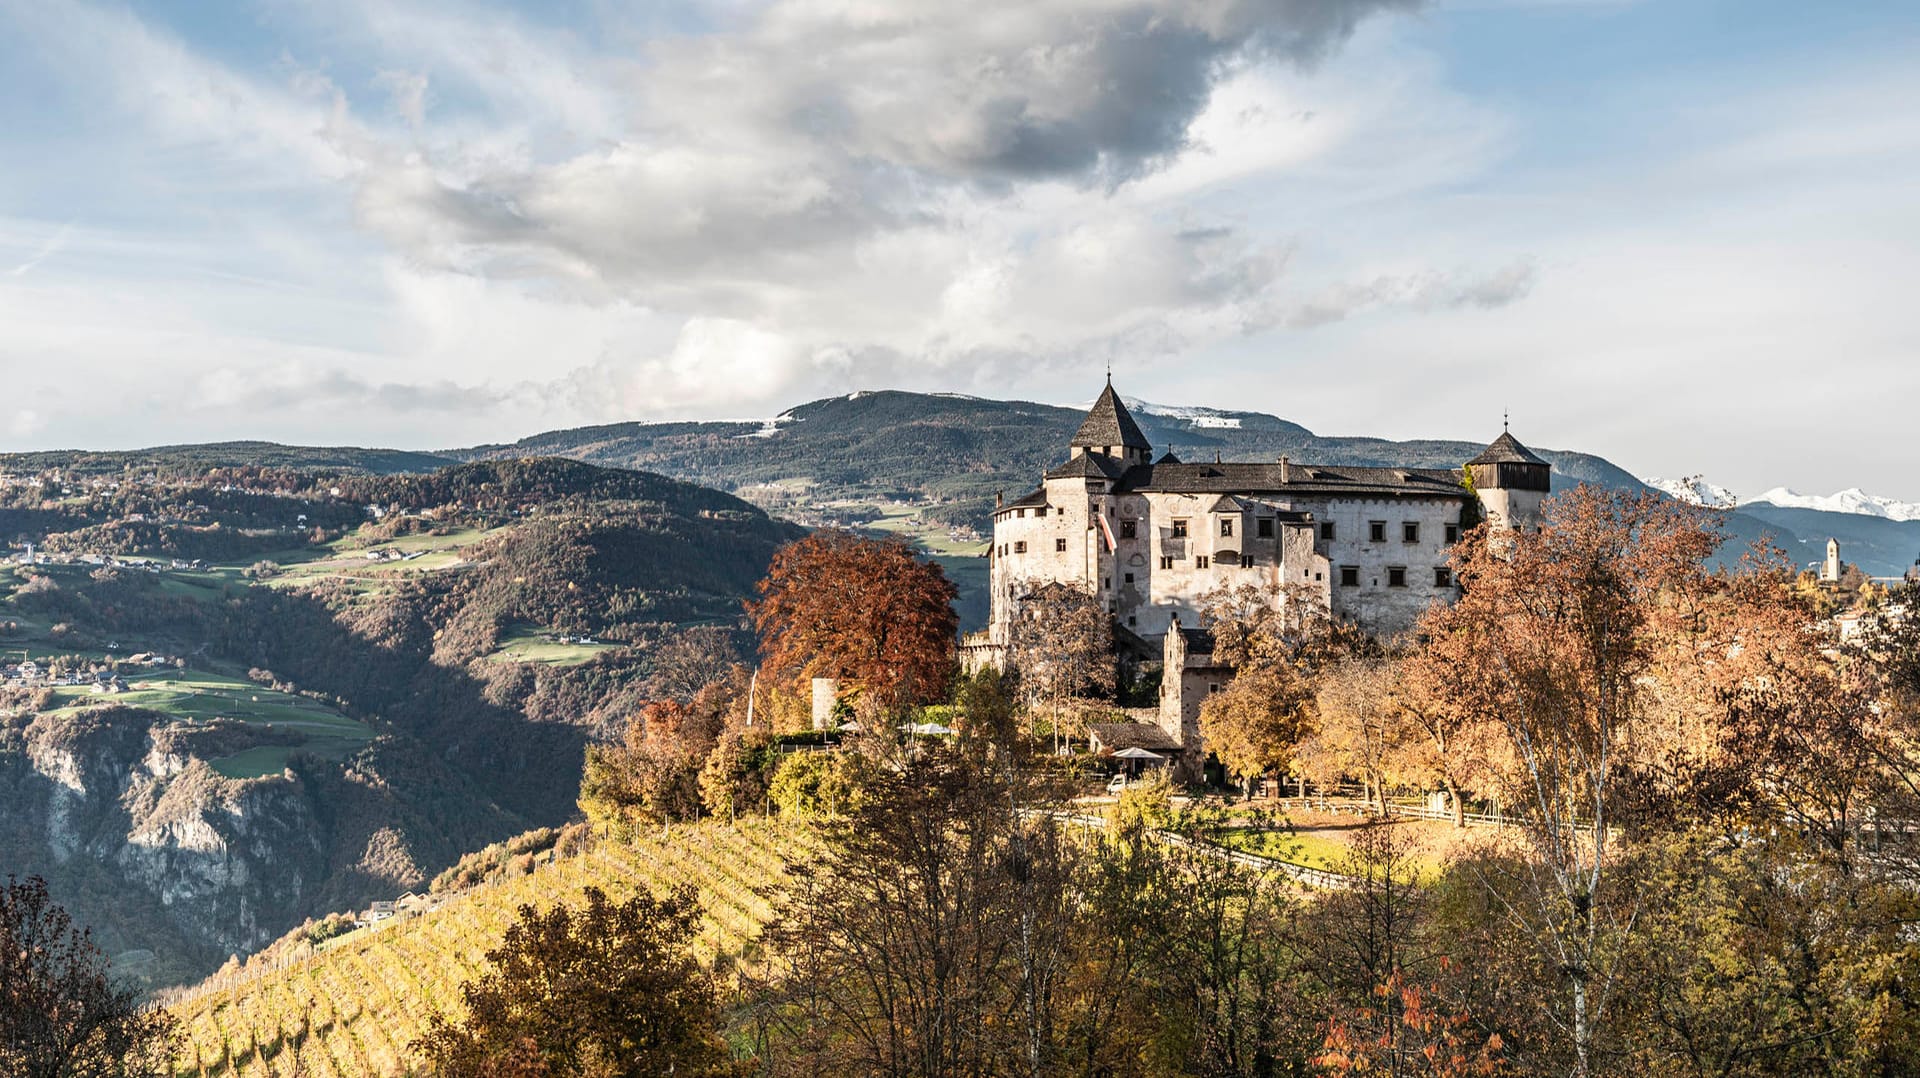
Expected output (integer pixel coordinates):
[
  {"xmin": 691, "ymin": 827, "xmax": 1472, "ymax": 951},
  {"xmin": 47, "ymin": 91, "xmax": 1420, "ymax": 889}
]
[
  {"xmin": 1123, "ymin": 398, "xmax": 1243, "ymax": 429},
  {"xmin": 1749, "ymin": 488, "xmax": 1920, "ymax": 523},
  {"xmin": 1643, "ymin": 476, "xmax": 1739, "ymax": 509}
]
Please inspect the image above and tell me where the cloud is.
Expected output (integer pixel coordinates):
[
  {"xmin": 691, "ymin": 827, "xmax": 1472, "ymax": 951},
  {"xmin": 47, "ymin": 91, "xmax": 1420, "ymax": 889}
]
[
  {"xmin": 1279, "ymin": 259, "xmax": 1535, "ymax": 328},
  {"xmin": 373, "ymin": 70, "xmax": 430, "ymax": 131}
]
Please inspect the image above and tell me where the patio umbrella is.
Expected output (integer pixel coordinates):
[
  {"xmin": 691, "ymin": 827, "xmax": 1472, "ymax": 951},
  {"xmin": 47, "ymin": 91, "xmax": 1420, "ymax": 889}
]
[{"xmin": 1113, "ymin": 747, "xmax": 1166, "ymax": 761}]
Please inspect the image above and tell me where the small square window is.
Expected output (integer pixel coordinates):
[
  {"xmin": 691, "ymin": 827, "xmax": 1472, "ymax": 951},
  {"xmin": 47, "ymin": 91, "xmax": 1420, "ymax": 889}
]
[
  {"xmin": 1055, "ymin": 538, "xmax": 1067, "ymax": 552},
  {"xmin": 1016, "ymin": 508, "xmax": 1026, "ymax": 518},
  {"xmin": 1127, "ymin": 615, "xmax": 1137, "ymax": 626},
  {"xmin": 1403, "ymin": 522, "xmax": 1420, "ymax": 543},
  {"xmin": 1196, "ymin": 555, "xmax": 1211, "ymax": 569},
  {"xmin": 1369, "ymin": 521, "xmax": 1387, "ymax": 543},
  {"xmin": 1160, "ymin": 556, "xmax": 1175, "ymax": 570},
  {"xmin": 1388, "ymin": 566, "xmax": 1407, "ymax": 588},
  {"xmin": 1013, "ymin": 541, "xmax": 1027, "ymax": 554},
  {"xmin": 1220, "ymin": 518, "xmax": 1234, "ymax": 537},
  {"xmin": 1171, "ymin": 519, "xmax": 1189, "ymax": 538},
  {"xmin": 1123, "ymin": 573, "xmax": 1135, "ymax": 584},
  {"xmin": 1444, "ymin": 523, "xmax": 1460, "ymax": 544},
  {"xmin": 1034, "ymin": 506, "xmax": 1047, "ymax": 517},
  {"xmin": 1321, "ymin": 521, "xmax": 1336, "ymax": 541},
  {"xmin": 1241, "ymin": 555, "xmax": 1254, "ymax": 569},
  {"xmin": 1257, "ymin": 518, "xmax": 1274, "ymax": 538},
  {"xmin": 1434, "ymin": 567, "xmax": 1453, "ymax": 588},
  {"xmin": 1120, "ymin": 520, "xmax": 1137, "ymax": 539},
  {"xmin": 1340, "ymin": 565, "xmax": 1360, "ymax": 587}
]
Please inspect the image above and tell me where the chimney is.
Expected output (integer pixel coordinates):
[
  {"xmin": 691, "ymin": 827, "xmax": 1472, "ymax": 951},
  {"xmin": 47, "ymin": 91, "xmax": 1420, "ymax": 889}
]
[
  {"xmin": 995, "ymin": 491, "xmax": 1003, "ymax": 509},
  {"xmin": 1280, "ymin": 455, "xmax": 1291, "ymax": 483}
]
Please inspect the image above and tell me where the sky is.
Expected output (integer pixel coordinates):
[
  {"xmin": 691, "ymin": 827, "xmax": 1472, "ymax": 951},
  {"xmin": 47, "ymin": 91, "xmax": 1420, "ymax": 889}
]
[{"xmin": 0, "ymin": 0, "xmax": 1916, "ymax": 501}]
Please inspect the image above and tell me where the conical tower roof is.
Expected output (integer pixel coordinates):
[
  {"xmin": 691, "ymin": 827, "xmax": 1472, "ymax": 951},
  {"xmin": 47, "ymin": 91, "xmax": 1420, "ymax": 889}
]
[
  {"xmin": 1467, "ymin": 430, "xmax": 1548, "ymax": 467},
  {"xmin": 1071, "ymin": 380, "xmax": 1151, "ymax": 451}
]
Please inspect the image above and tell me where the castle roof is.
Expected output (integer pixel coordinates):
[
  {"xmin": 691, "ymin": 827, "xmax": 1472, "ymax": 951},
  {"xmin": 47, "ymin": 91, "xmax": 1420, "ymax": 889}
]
[
  {"xmin": 1072, "ymin": 382, "xmax": 1151, "ymax": 451},
  {"xmin": 1113, "ymin": 462, "xmax": 1467, "ymax": 499},
  {"xmin": 1467, "ymin": 431, "xmax": 1548, "ymax": 467},
  {"xmin": 1044, "ymin": 453, "xmax": 1127, "ymax": 481}
]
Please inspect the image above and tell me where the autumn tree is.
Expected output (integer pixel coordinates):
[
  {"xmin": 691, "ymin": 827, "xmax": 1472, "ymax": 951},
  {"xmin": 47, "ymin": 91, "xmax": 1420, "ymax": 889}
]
[
  {"xmin": 749, "ymin": 531, "xmax": 959, "ymax": 710},
  {"xmin": 1200, "ymin": 666, "xmax": 1314, "ymax": 799},
  {"xmin": 1414, "ymin": 487, "xmax": 1719, "ymax": 1076},
  {"xmin": 758, "ymin": 746, "xmax": 1058, "ymax": 1077},
  {"xmin": 1008, "ymin": 582, "xmax": 1114, "ymax": 749},
  {"xmin": 1306, "ymin": 658, "xmax": 1413, "ymax": 815},
  {"xmin": 1393, "ymin": 638, "xmax": 1503, "ymax": 828},
  {"xmin": 0, "ymin": 876, "xmax": 179, "ymax": 1078},
  {"xmin": 414, "ymin": 886, "xmax": 742, "ymax": 1078},
  {"xmin": 580, "ymin": 685, "xmax": 735, "ymax": 830}
]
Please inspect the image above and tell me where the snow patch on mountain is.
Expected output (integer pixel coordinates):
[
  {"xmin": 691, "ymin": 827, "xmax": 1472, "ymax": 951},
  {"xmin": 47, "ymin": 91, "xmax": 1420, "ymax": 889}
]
[
  {"xmin": 1749, "ymin": 488, "xmax": 1920, "ymax": 523},
  {"xmin": 1124, "ymin": 399, "xmax": 1244, "ymax": 430},
  {"xmin": 1643, "ymin": 476, "xmax": 1739, "ymax": 508}
]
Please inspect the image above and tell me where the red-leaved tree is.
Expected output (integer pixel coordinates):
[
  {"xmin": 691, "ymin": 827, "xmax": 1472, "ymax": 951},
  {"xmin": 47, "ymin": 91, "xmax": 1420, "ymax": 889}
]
[{"xmin": 749, "ymin": 531, "xmax": 958, "ymax": 710}]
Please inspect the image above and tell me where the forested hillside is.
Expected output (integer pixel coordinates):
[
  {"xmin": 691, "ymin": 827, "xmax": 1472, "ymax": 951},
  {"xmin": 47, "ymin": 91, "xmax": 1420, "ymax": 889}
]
[{"xmin": 0, "ymin": 457, "xmax": 800, "ymax": 987}]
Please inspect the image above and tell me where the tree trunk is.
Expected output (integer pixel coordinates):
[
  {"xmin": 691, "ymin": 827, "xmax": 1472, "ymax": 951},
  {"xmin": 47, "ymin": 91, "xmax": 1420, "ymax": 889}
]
[{"xmin": 1446, "ymin": 777, "xmax": 1464, "ymax": 828}]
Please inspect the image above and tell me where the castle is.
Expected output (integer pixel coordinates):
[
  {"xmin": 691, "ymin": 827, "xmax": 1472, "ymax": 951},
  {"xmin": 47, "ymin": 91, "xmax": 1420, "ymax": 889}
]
[{"xmin": 965, "ymin": 380, "xmax": 1552, "ymax": 778}]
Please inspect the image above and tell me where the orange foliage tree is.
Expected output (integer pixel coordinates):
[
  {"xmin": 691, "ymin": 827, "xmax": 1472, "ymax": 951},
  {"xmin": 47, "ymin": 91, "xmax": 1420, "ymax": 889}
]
[{"xmin": 748, "ymin": 531, "xmax": 959, "ymax": 710}]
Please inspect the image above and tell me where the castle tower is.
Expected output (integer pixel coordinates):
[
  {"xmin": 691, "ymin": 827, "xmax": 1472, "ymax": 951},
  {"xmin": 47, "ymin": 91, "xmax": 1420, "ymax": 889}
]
[
  {"xmin": 1070, "ymin": 378, "xmax": 1152, "ymax": 468},
  {"xmin": 1467, "ymin": 429, "xmax": 1551, "ymax": 533},
  {"xmin": 1822, "ymin": 538, "xmax": 1842, "ymax": 584}
]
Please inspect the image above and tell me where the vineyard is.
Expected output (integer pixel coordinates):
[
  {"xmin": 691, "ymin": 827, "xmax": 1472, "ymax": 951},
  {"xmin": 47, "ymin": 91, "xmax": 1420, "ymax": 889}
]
[{"xmin": 168, "ymin": 816, "xmax": 818, "ymax": 1077}]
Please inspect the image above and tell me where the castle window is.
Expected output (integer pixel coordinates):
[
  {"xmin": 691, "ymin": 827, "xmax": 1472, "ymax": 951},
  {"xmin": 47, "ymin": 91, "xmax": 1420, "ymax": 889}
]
[
  {"xmin": 1127, "ymin": 615, "xmax": 1137, "ymax": 626},
  {"xmin": 1055, "ymin": 538, "xmax": 1068, "ymax": 553},
  {"xmin": 1241, "ymin": 555, "xmax": 1255, "ymax": 569},
  {"xmin": 1124, "ymin": 573, "xmax": 1135, "ymax": 584},
  {"xmin": 1120, "ymin": 520, "xmax": 1137, "ymax": 539},
  {"xmin": 1257, "ymin": 518, "xmax": 1274, "ymax": 538},
  {"xmin": 1196, "ymin": 555, "xmax": 1210, "ymax": 569},
  {"xmin": 1340, "ymin": 565, "xmax": 1360, "ymax": 587},
  {"xmin": 1322, "ymin": 521, "xmax": 1336, "ymax": 541},
  {"xmin": 1160, "ymin": 556, "xmax": 1175, "ymax": 570},
  {"xmin": 1013, "ymin": 541, "xmax": 1027, "ymax": 554},
  {"xmin": 1444, "ymin": 522, "xmax": 1460, "ymax": 544},
  {"xmin": 1220, "ymin": 518, "xmax": 1234, "ymax": 538},
  {"xmin": 1388, "ymin": 566, "xmax": 1407, "ymax": 588},
  {"xmin": 1403, "ymin": 521, "xmax": 1420, "ymax": 543},
  {"xmin": 1368, "ymin": 521, "xmax": 1387, "ymax": 543},
  {"xmin": 1016, "ymin": 508, "xmax": 1026, "ymax": 517},
  {"xmin": 1434, "ymin": 567, "xmax": 1453, "ymax": 588},
  {"xmin": 1034, "ymin": 506, "xmax": 1048, "ymax": 517},
  {"xmin": 1171, "ymin": 518, "xmax": 1189, "ymax": 538},
  {"xmin": 1108, "ymin": 601, "xmax": 1117, "ymax": 613}
]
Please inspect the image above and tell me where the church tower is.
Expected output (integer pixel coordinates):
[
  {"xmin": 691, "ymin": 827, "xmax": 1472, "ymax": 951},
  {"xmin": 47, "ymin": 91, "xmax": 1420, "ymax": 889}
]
[
  {"xmin": 1467, "ymin": 429, "xmax": 1551, "ymax": 533},
  {"xmin": 1822, "ymin": 538, "xmax": 1842, "ymax": 584}
]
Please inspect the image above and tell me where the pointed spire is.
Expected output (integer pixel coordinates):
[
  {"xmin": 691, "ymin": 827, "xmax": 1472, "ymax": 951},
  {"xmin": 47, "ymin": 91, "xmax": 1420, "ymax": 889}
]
[{"xmin": 1071, "ymin": 381, "xmax": 1151, "ymax": 451}]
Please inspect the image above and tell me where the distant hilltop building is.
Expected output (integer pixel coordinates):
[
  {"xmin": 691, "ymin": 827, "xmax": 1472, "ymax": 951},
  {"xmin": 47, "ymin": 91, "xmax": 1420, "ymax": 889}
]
[
  {"xmin": 1822, "ymin": 538, "xmax": 1843, "ymax": 584},
  {"xmin": 969, "ymin": 379, "xmax": 1548, "ymax": 658}
]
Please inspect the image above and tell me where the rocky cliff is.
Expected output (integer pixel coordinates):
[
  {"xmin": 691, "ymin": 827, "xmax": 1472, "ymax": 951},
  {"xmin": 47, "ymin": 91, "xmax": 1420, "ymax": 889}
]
[{"xmin": 2, "ymin": 707, "xmax": 329, "ymax": 986}]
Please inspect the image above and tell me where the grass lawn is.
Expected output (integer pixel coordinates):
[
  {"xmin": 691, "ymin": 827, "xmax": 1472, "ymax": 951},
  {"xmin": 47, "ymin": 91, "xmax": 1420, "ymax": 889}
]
[
  {"xmin": 43, "ymin": 669, "xmax": 373, "ymax": 778},
  {"xmin": 1215, "ymin": 828, "xmax": 1355, "ymax": 872},
  {"xmin": 484, "ymin": 626, "xmax": 618, "ymax": 666},
  {"xmin": 1215, "ymin": 819, "xmax": 1454, "ymax": 878},
  {"xmin": 46, "ymin": 670, "xmax": 362, "ymax": 730}
]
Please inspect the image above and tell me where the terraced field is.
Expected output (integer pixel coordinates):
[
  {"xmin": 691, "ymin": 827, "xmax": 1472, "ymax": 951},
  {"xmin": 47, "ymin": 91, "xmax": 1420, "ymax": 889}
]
[{"xmin": 168, "ymin": 816, "xmax": 818, "ymax": 1078}]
